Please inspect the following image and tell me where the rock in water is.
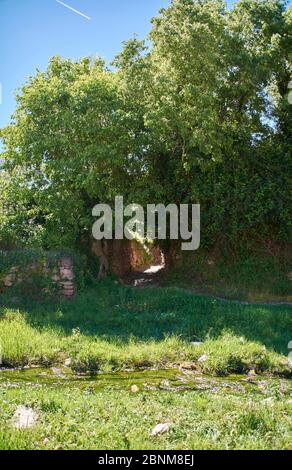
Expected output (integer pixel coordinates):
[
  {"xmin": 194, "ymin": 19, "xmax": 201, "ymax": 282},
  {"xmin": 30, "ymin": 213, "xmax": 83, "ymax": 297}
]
[
  {"xmin": 51, "ymin": 367, "xmax": 66, "ymax": 378},
  {"xmin": 64, "ymin": 358, "xmax": 71, "ymax": 367},
  {"xmin": 179, "ymin": 362, "xmax": 197, "ymax": 370}
]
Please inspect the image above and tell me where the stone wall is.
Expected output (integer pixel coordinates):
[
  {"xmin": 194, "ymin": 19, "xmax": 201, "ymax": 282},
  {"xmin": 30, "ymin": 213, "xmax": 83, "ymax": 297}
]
[
  {"xmin": 0, "ymin": 256, "xmax": 76, "ymax": 298},
  {"xmin": 1, "ymin": 241, "xmax": 163, "ymax": 296},
  {"xmin": 53, "ymin": 256, "xmax": 76, "ymax": 298}
]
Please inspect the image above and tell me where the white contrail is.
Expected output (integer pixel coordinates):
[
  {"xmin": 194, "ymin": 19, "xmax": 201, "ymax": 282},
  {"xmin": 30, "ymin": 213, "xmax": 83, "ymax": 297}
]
[{"xmin": 55, "ymin": 0, "xmax": 91, "ymax": 20}]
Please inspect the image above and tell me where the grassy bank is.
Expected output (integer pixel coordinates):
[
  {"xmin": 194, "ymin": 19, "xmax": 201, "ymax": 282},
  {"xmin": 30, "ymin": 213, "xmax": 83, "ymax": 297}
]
[
  {"xmin": 0, "ymin": 280, "xmax": 291, "ymax": 450},
  {"xmin": 0, "ymin": 372, "xmax": 291, "ymax": 450},
  {"xmin": 0, "ymin": 279, "xmax": 291, "ymax": 375},
  {"xmin": 162, "ymin": 248, "xmax": 292, "ymax": 302}
]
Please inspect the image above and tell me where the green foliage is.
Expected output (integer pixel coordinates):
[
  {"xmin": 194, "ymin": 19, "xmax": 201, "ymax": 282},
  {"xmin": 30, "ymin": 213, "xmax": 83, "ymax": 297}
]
[
  {"xmin": 0, "ymin": 1, "xmax": 291, "ymax": 253},
  {"xmin": 115, "ymin": 0, "xmax": 292, "ymax": 244},
  {"xmin": 0, "ymin": 56, "xmax": 132, "ymax": 249}
]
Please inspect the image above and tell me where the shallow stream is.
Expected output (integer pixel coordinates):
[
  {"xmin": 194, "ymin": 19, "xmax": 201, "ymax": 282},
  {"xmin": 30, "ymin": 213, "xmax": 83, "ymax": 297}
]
[{"xmin": 0, "ymin": 367, "xmax": 291, "ymax": 396}]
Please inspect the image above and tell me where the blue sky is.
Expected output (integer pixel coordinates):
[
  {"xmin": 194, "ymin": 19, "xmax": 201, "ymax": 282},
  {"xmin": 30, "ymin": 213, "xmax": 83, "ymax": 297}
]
[{"xmin": 0, "ymin": 0, "xmax": 289, "ymax": 129}]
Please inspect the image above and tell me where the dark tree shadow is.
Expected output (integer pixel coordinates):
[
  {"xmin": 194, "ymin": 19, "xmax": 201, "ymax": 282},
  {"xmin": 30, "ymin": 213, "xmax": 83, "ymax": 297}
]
[{"xmin": 0, "ymin": 276, "xmax": 291, "ymax": 355}]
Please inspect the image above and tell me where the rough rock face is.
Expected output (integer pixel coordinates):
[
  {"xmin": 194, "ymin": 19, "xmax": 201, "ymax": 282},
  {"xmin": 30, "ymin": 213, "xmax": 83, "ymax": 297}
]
[
  {"xmin": 3, "ymin": 266, "xmax": 24, "ymax": 288},
  {"xmin": 4, "ymin": 270, "xmax": 16, "ymax": 287},
  {"xmin": 59, "ymin": 257, "xmax": 75, "ymax": 298},
  {"xmin": 1, "ymin": 256, "xmax": 76, "ymax": 298},
  {"xmin": 1, "ymin": 241, "xmax": 162, "ymax": 296},
  {"xmin": 91, "ymin": 240, "xmax": 162, "ymax": 277}
]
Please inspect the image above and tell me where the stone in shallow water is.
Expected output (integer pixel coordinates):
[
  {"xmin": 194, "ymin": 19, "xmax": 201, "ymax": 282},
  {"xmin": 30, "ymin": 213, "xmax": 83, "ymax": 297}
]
[
  {"xmin": 51, "ymin": 367, "xmax": 66, "ymax": 378},
  {"xmin": 179, "ymin": 362, "xmax": 197, "ymax": 370},
  {"xmin": 12, "ymin": 405, "xmax": 38, "ymax": 429},
  {"xmin": 64, "ymin": 358, "xmax": 71, "ymax": 367}
]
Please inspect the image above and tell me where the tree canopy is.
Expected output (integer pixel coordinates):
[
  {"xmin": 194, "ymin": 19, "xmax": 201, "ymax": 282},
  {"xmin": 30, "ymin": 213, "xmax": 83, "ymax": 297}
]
[{"xmin": 0, "ymin": 0, "xmax": 291, "ymax": 252}]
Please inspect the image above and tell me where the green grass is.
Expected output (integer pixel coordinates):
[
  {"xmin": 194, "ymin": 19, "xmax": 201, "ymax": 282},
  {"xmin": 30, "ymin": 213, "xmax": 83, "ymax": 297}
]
[
  {"xmin": 0, "ymin": 278, "xmax": 291, "ymax": 375},
  {"xmin": 0, "ymin": 279, "xmax": 291, "ymax": 450},
  {"xmin": 162, "ymin": 249, "xmax": 292, "ymax": 302},
  {"xmin": 0, "ymin": 375, "xmax": 291, "ymax": 450}
]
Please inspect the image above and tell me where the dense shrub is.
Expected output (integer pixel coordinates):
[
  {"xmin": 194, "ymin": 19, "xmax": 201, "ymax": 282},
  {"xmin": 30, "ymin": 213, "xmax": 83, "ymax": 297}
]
[{"xmin": 0, "ymin": 1, "xmax": 291, "ymax": 256}]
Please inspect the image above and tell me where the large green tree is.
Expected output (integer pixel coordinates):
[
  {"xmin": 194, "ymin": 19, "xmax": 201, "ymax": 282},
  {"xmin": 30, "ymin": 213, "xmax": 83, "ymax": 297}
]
[
  {"xmin": 0, "ymin": 56, "xmax": 133, "ymax": 248},
  {"xmin": 116, "ymin": 0, "xmax": 292, "ymax": 245},
  {"xmin": 1, "ymin": 0, "xmax": 291, "ymax": 254}
]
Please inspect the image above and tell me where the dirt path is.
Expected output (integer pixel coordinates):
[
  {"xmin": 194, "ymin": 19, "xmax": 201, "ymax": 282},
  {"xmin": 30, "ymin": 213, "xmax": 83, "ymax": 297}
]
[
  {"xmin": 122, "ymin": 265, "xmax": 164, "ymax": 288},
  {"xmin": 183, "ymin": 289, "xmax": 292, "ymax": 307},
  {"xmin": 122, "ymin": 265, "xmax": 292, "ymax": 307}
]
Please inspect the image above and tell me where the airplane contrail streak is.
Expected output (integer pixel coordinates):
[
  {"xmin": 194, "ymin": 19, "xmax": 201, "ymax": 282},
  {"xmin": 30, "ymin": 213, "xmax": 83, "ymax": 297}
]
[{"xmin": 55, "ymin": 0, "xmax": 91, "ymax": 20}]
